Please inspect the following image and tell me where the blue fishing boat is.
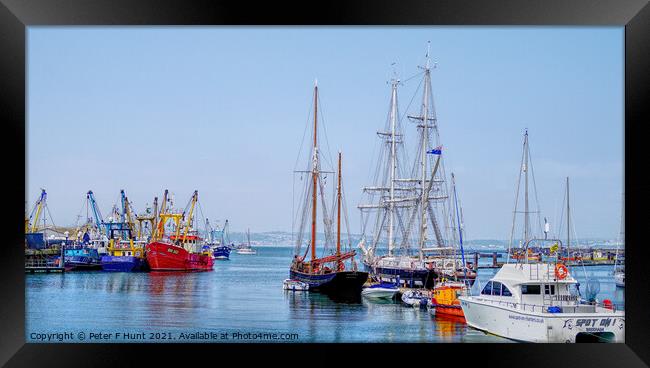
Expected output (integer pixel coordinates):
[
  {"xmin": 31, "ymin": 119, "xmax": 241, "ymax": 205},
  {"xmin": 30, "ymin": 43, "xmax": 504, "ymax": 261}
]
[
  {"xmin": 64, "ymin": 246, "xmax": 102, "ymax": 270},
  {"xmin": 100, "ymin": 191, "xmax": 147, "ymax": 272},
  {"xmin": 206, "ymin": 218, "xmax": 233, "ymax": 260},
  {"xmin": 213, "ymin": 245, "xmax": 231, "ymax": 260},
  {"xmin": 100, "ymin": 233, "xmax": 147, "ymax": 272}
]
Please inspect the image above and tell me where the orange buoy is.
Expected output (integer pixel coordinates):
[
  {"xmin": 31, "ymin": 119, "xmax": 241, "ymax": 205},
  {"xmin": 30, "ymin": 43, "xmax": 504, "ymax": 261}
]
[{"xmin": 555, "ymin": 263, "xmax": 569, "ymax": 280}]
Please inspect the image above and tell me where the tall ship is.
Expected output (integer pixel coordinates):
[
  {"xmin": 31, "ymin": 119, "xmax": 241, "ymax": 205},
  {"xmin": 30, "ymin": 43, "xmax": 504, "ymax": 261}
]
[
  {"xmin": 459, "ymin": 131, "xmax": 625, "ymax": 343},
  {"xmin": 290, "ymin": 82, "xmax": 368, "ymax": 296},
  {"xmin": 145, "ymin": 190, "xmax": 214, "ymax": 271},
  {"xmin": 358, "ymin": 48, "xmax": 474, "ymax": 289}
]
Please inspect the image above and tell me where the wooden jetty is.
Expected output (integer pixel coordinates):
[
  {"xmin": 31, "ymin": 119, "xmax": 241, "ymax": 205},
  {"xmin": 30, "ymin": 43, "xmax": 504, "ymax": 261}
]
[{"xmin": 471, "ymin": 251, "xmax": 619, "ymax": 269}]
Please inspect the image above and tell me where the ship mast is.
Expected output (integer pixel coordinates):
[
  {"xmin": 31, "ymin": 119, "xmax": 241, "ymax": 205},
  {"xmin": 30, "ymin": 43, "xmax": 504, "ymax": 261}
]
[
  {"xmin": 566, "ymin": 177, "xmax": 570, "ymax": 257},
  {"xmin": 418, "ymin": 45, "xmax": 432, "ymax": 261},
  {"xmin": 337, "ymin": 151, "xmax": 342, "ymax": 270},
  {"xmin": 524, "ymin": 130, "xmax": 529, "ymax": 246},
  {"xmin": 311, "ymin": 82, "xmax": 319, "ymax": 263},
  {"xmin": 388, "ymin": 78, "xmax": 398, "ymax": 256}
]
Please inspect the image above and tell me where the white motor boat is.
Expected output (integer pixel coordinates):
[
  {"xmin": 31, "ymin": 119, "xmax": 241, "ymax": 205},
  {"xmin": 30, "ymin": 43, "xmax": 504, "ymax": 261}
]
[
  {"xmin": 362, "ymin": 282, "xmax": 399, "ymax": 300},
  {"xmin": 614, "ymin": 271, "xmax": 625, "ymax": 288},
  {"xmin": 401, "ymin": 289, "xmax": 429, "ymax": 308},
  {"xmin": 236, "ymin": 248, "xmax": 256, "ymax": 255},
  {"xmin": 283, "ymin": 279, "xmax": 309, "ymax": 291},
  {"xmin": 459, "ymin": 262, "xmax": 624, "ymax": 343}
]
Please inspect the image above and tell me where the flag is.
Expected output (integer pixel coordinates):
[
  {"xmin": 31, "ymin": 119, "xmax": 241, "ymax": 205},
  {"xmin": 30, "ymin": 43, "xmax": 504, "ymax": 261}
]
[{"xmin": 427, "ymin": 146, "xmax": 442, "ymax": 155}]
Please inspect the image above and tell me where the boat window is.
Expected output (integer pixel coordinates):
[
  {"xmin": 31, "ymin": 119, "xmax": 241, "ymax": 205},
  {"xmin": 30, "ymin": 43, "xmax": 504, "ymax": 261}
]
[
  {"xmin": 544, "ymin": 284, "xmax": 556, "ymax": 295},
  {"xmin": 502, "ymin": 285, "xmax": 512, "ymax": 297},
  {"xmin": 521, "ymin": 284, "xmax": 541, "ymax": 294},
  {"xmin": 481, "ymin": 281, "xmax": 493, "ymax": 295},
  {"xmin": 492, "ymin": 281, "xmax": 502, "ymax": 296}
]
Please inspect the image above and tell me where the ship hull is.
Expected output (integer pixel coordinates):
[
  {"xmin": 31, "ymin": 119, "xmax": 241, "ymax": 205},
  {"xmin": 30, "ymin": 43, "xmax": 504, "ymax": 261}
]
[
  {"xmin": 63, "ymin": 248, "xmax": 102, "ymax": 270},
  {"xmin": 101, "ymin": 256, "xmax": 146, "ymax": 272},
  {"xmin": 430, "ymin": 303, "xmax": 466, "ymax": 320},
  {"xmin": 364, "ymin": 261, "xmax": 436, "ymax": 289},
  {"xmin": 289, "ymin": 270, "xmax": 368, "ymax": 296},
  {"xmin": 459, "ymin": 297, "xmax": 624, "ymax": 343},
  {"xmin": 64, "ymin": 258, "xmax": 103, "ymax": 271},
  {"xmin": 213, "ymin": 246, "xmax": 231, "ymax": 260},
  {"xmin": 145, "ymin": 242, "xmax": 214, "ymax": 271}
]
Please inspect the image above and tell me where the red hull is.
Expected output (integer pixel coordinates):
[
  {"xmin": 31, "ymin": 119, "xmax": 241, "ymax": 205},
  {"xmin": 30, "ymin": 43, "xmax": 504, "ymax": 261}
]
[
  {"xmin": 145, "ymin": 241, "xmax": 213, "ymax": 271},
  {"xmin": 432, "ymin": 304, "xmax": 466, "ymax": 320}
]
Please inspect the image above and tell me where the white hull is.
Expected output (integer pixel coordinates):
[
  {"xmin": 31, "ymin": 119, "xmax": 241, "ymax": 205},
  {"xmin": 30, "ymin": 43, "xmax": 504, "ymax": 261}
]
[
  {"xmin": 460, "ymin": 297, "xmax": 625, "ymax": 343},
  {"xmin": 362, "ymin": 287, "xmax": 398, "ymax": 299},
  {"xmin": 401, "ymin": 290, "xmax": 429, "ymax": 308},
  {"xmin": 283, "ymin": 279, "xmax": 309, "ymax": 291},
  {"xmin": 614, "ymin": 272, "xmax": 625, "ymax": 288},
  {"xmin": 237, "ymin": 249, "xmax": 256, "ymax": 255}
]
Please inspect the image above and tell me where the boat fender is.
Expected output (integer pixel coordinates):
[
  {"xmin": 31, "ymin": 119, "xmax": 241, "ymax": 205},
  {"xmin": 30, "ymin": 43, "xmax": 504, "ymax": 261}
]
[
  {"xmin": 554, "ymin": 264, "xmax": 569, "ymax": 280},
  {"xmin": 603, "ymin": 299, "xmax": 613, "ymax": 310}
]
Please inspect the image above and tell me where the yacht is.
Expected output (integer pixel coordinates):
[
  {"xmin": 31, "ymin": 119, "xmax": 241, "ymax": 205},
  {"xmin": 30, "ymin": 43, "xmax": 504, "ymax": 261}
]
[
  {"xmin": 459, "ymin": 132, "xmax": 624, "ymax": 343},
  {"xmin": 459, "ymin": 262, "xmax": 624, "ymax": 342}
]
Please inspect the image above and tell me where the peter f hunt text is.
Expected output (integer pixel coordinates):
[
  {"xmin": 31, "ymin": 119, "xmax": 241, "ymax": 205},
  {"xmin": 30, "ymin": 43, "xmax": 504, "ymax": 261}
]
[{"xmin": 29, "ymin": 331, "xmax": 300, "ymax": 342}]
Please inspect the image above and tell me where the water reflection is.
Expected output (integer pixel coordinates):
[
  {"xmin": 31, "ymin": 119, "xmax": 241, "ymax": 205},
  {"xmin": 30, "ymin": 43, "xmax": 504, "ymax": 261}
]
[{"xmin": 26, "ymin": 247, "xmax": 624, "ymax": 343}]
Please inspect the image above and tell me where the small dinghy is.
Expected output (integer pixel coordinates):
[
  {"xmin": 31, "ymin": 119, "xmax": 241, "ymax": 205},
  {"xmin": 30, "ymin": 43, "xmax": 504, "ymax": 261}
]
[
  {"xmin": 283, "ymin": 279, "xmax": 309, "ymax": 291},
  {"xmin": 362, "ymin": 282, "xmax": 399, "ymax": 300},
  {"xmin": 401, "ymin": 289, "xmax": 429, "ymax": 308}
]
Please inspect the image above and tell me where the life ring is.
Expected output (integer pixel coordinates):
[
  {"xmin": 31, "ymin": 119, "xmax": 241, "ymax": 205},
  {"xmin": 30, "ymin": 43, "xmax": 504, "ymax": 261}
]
[{"xmin": 555, "ymin": 264, "xmax": 569, "ymax": 280}]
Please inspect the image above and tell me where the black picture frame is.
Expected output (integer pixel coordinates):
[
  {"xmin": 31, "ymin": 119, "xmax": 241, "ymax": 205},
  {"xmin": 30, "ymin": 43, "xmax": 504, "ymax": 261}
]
[{"xmin": 1, "ymin": 0, "xmax": 648, "ymax": 367}]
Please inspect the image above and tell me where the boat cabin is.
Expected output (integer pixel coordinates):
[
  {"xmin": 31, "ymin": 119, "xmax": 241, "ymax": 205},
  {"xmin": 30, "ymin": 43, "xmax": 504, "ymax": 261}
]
[{"xmin": 477, "ymin": 263, "xmax": 586, "ymax": 312}]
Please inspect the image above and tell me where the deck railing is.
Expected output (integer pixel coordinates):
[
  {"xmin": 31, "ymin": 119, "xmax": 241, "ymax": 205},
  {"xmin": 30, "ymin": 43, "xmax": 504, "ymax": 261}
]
[{"xmin": 471, "ymin": 297, "xmax": 621, "ymax": 313}]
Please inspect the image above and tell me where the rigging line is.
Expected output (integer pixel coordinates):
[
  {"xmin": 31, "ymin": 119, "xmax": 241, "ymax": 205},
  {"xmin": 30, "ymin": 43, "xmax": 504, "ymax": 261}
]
[
  {"xmin": 401, "ymin": 70, "xmax": 425, "ymax": 84},
  {"xmin": 507, "ymin": 137, "xmax": 526, "ymax": 263},
  {"xmin": 341, "ymin": 184, "xmax": 352, "ymax": 250},
  {"xmin": 402, "ymin": 76, "xmax": 424, "ymax": 168},
  {"xmin": 292, "ymin": 171, "xmax": 295, "ymax": 245},
  {"xmin": 74, "ymin": 197, "xmax": 86, "ymax": 228},
  {"xmin": 569, "ymin": 199, "xmax": 589, "ymax": 283},
  {"xmin": 293, "ymin": 94, "xmax": 314, "ymax": 172},
  {"xmin": 45, "ymin": 203, "xmax": 57, "ymax": 230},
  {"xmin": 319, "ymin": 175, "xmax": 333, "ymax": 254},
  {"xmin": 556, "ymin": 183, "xmax": 567, "ymax": 241},
  {"xmin": 316, "ymin": 92, "xmax": 335, "ymax": 172},
  {"xmin": 527, "ymin": 147, "xmax": 544, "ymax": 237}
]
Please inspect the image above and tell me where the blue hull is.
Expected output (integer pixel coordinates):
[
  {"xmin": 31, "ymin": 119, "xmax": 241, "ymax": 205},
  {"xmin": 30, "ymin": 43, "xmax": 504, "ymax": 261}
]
[
  {"xmin": 289, "ymin": 270, "xmax": 368, "ymax": 297},
  {"xmin": 101, "ymin": 256, "xmax": 146, "ymax": 272},
  {"xmin": 213, "ymin": 246, "xmax": 231, "ymax": 260},
  {"xmin": 289, "ymin": 270, "xmax": 337, "ymax": 288},
  {"xmin": 64, "ymin": 248, "xmax": 102, "ymax": 270}
]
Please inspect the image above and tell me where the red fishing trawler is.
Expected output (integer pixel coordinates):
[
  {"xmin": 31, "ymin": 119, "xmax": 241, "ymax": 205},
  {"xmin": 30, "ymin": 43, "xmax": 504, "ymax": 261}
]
[{"xmin": 145, "ymin": 190, "xmax": 214, "ymax": 272}]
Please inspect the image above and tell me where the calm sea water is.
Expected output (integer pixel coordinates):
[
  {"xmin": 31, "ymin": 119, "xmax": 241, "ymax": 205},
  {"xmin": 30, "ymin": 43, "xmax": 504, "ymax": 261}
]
[{"xmin": 25, "ymin": 246, "xmax": 624, "ymax": 343}]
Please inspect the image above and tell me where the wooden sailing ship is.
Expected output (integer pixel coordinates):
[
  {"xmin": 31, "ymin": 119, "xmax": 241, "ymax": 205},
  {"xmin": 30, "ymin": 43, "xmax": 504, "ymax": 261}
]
[{"xmin": 290, "ymin": 82, "xmax": 368, "ymax": 296}]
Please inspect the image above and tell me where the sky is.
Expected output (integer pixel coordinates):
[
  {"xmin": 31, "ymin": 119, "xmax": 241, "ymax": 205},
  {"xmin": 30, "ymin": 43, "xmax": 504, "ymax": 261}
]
[{"xmin": 26, "ymin": 27, "xmax": 624, "ymax": 240}]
